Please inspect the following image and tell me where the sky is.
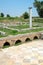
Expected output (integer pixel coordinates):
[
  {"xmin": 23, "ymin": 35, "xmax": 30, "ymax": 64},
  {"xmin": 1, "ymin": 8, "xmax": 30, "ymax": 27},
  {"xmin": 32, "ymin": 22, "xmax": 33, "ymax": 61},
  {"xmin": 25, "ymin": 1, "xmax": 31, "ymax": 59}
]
[{"xmin": 0, "ymin": 0, "xmax": 39, "ymax": 17}]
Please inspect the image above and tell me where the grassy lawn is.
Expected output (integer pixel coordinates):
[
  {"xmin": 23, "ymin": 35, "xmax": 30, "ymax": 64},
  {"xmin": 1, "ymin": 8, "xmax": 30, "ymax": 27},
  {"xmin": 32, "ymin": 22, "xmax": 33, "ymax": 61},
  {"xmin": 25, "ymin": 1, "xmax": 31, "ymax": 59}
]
[
  {"xmin": 0, "ymin": 27, "xmax": 43, "ymax": 38},
  {"xmin": 9, "ymin": 22, "xmax": 43, "ymax": 29},
  {"xmin": 0, "ymin": 28, "xmax": 18, "ymax": 35},
  {"xmin": 0, "ymin": 35, "xmax": 6, "ymax": 38},
  {"xmin": 0, "ymin": 17, "xmax": 43, "ymax": 38},
  {"xmin": 18, "ymin": 28, "xmax": 43, "ymax": 34},
  {"xmin": 9, "ymin": 24, "xmax": 29, "ymax": 29}
]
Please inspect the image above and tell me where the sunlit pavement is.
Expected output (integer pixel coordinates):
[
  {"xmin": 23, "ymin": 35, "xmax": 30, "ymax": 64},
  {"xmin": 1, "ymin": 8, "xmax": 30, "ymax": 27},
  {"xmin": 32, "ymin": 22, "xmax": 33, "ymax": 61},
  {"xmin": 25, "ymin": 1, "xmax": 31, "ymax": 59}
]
[{"xmin": 0, "ymin": 40, "xmax": 43, "ymax": 65}]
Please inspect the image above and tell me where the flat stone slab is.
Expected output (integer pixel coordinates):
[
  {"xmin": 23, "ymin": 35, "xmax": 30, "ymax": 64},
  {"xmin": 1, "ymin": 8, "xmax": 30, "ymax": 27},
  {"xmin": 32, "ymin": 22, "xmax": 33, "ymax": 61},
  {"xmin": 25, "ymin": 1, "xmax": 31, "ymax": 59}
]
[{"xmin": 0, "ymin": 40, "xmax": 43, "ymax": 65}]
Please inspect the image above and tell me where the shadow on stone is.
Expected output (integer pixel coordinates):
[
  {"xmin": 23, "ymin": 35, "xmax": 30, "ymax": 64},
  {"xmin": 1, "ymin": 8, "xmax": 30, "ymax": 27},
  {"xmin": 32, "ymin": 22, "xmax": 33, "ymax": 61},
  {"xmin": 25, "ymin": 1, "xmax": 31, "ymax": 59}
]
[
  {"xmin": 3, "ymin": 42, "xmax": 10, "ymax": 48},
  {"xmin": 33, "ymin": 36, "xmax": 38, "ymax": 40},
  {"xmin": 15, "ymin": 40, "xmax": 22, "ymax": 46},
  {"xmin": 25, "ymin": 38, "xmax": 31, "ymax": 42}
]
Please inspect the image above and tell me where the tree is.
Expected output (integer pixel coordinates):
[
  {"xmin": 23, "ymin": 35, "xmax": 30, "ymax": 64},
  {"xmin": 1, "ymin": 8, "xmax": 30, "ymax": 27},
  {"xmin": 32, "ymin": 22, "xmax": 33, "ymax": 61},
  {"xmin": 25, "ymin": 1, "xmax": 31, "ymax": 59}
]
[
  {"xmin": 0, "ymin": 13, "xmax": 4, "ymax": 17},
  {"xmin": 7, "ymin": 14, "xmax": 10, "ymax": 17},
  {"xmin": 22, "ymin": 12, "xmax": 29, "ymax": 19},
  {"xmin": 34, "ymin": 0, "xmax": 43, "ymax": 17}
]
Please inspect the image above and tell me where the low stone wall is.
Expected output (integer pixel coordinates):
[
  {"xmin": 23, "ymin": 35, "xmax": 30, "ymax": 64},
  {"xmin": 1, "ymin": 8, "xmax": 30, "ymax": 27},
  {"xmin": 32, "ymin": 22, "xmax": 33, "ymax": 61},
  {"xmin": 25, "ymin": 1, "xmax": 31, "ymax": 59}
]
[{"xmin": 0, "ymin": 32, "xmax": 41, "ymax": 48}]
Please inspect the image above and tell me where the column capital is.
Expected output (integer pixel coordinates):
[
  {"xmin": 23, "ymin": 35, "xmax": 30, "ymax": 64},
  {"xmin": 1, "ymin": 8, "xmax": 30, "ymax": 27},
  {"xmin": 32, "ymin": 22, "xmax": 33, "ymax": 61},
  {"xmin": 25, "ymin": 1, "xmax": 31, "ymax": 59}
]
[{"xmin": 29, "ymin": 7, "xmax": 32, "ymax": 9}]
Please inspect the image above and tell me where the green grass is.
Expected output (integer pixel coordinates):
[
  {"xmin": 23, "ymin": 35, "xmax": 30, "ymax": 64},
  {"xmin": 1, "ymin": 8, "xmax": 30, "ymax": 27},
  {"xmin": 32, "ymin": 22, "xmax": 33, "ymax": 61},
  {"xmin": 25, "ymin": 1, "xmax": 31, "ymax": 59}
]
[
  {"xmin": 9, "ymin": 24, "xmax": 29, "ymax": 29},
  {"xmin": 33, "ymin": 18, "xmax": 43, "ymax": 23},
  {"xmin": 18, "ymin": 28, "xmax": 43, "ymax": 34},
  {"xmin": 3, "ymin": 45, "xmax": 10, "ymax": 48},
  {"xmin": 0, "ymin": 27, "xmax": 43, "ymax": 35},
  {"xmin": 0, "ymin": 27, "xmax": 43, "ymax": 38},
  {"xmin": 0, "ymin": 28, "xmax": 18, "ymax": 35},
  {"xmin": 0, "ymin": 17, "xmax": 17, "ymax": 19},
  {"xmin": 0, "ymin": 35, "xmax": 6, "ymax": 38},
  {"xmin": 15, "ymin": 42, "xmax": 22, "ymax": 46},
  {"xmin": 0, "ymin": 17, "xmax": 43, "ymax": 38},
  {"xmin": 0, "ymin": 17, "xmax": 25, "ymax": 23}
]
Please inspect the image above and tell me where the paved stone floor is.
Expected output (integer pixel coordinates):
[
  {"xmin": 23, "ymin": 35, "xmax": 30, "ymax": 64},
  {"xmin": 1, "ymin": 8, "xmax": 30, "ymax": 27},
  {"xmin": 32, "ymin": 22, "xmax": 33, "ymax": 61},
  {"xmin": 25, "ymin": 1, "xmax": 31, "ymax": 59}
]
[{"xmin": 0, "ymin": 40, "xmax": 43, "ymax": 65}]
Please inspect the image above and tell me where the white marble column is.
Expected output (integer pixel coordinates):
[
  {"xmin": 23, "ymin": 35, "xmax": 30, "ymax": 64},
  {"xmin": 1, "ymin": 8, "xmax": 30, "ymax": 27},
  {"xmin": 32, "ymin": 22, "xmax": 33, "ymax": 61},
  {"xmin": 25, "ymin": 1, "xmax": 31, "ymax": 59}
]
[{"xmin": 29, "ymin": 7, "xmax": 32, "ymax": 29}]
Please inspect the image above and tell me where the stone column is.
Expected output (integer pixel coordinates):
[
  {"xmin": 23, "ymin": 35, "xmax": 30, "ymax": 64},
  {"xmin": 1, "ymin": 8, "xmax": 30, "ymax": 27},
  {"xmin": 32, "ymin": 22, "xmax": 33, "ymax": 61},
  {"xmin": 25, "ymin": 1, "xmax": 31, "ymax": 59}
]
[{"xmin": 29, "ymin": 7, "xmax": 32, "ymax": 29}]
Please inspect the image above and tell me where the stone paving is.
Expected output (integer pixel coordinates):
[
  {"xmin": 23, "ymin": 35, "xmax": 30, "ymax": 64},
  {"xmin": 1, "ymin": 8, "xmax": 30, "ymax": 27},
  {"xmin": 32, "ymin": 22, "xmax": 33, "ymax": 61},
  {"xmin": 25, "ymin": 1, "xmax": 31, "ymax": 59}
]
[{"xmin": 0, "ymin": 40, "xmax": 43, "ymax": 65}]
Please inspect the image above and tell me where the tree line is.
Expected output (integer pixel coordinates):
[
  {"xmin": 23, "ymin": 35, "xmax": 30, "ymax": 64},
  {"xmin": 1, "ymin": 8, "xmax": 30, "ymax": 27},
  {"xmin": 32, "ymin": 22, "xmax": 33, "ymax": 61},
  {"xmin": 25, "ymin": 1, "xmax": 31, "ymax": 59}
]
[
  {"xmin": 0, "ymin": 13, "xmax": 10, "ymax": 17},
  {"xmin": 0, "ymin": 12, "xmax": 29, "ymax": 19}
]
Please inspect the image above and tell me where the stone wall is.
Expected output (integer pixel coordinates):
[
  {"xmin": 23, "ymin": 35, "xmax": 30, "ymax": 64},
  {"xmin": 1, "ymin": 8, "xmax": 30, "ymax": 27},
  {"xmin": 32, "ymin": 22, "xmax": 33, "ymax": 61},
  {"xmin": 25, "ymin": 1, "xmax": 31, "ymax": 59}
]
[{"xmin": 0, "ymin": 32, "xmax": 41, "ymax": 48}]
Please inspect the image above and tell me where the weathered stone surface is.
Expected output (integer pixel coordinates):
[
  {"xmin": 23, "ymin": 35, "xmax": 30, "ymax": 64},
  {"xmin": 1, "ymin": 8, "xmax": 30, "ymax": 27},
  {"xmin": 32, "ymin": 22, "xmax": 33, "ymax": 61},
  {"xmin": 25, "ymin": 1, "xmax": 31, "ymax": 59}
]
[
  {"xmin": 0, "ymin": 40, "xmax": 43, "ymax": 65},
  {"xmin": 0, "ymin": 32, "xmax": 40, "ymax": 48}
]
